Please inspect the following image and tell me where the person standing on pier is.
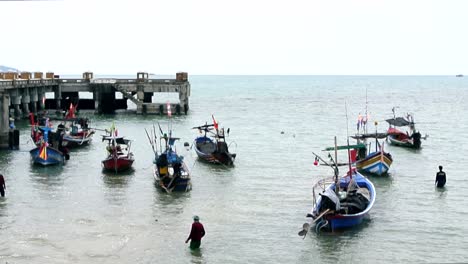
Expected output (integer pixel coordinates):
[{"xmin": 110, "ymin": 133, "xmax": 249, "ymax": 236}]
[
  {"xmin": 435, "ymin": 165, "xmax": 446, "ymax": 188},
  {"xmin": 0, "ymin": 174, "xmax": 6, "ymax": 197},
  {"xmin": 185, "ymin": 215, "xmax": 205, "ymax": 249}
]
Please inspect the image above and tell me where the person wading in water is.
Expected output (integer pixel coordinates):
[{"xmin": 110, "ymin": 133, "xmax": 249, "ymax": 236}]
[
  {"xmin": 185, "ymin": 215, "xmax": 205, "ymax": 249},
  {"xmin": 0, "ymin": 174, "xmax": 6, "ymax": 197},
  {"xmin": 435, "ymin": 165, "xmax": 446, "ymax": 188}
]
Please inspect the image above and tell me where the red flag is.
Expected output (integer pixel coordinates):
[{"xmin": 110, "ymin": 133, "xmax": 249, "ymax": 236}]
[
  {"xmin": 350, "ymin": 149, "xmax": 357, "ymax": 163},
  {"xmin": 212, "ymin": 115, "xmax": 218, "ymax": 130},
  {"xmin": 66, "ymin": 103, "xmax": 75, "ymax": 119}
]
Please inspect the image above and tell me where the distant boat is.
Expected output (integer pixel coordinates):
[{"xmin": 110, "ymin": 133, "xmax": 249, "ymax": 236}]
[{"xmin": 456, "ymin": 74, "xmax": 463, "ymax": 77}]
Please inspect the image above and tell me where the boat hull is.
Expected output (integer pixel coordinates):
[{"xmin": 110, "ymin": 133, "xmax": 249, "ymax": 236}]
[
  {"xmin": 356, "ymin": 151, "xmax": 393, "ymax": 176},
  {"xmin": 153, "ymin": 162, "xmax": 191, "ymax": 192},
  {"xmin": 194, "ymin": 137, "xmax": 236, "ymax": 166},
  {"xmin": 30, "ymin": 146, "xmax": 65, "ymax": 166},
  {"xmin": 63, "ymin": 133, "xmax": 93, "ymax": 148},
  {"xmin": 102, "ymin": 156, "xmax": 134, "ymax": 172},
  {"xmin": 387, "ymin": 128, "xmax": 421, "ymax": 149},
  {"xmin": 311, "ymin": 171, "xmax": 376, "ymax": 232}
]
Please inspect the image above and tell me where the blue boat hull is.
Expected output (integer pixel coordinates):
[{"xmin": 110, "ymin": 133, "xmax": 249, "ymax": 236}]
[
  {"xmin": 194, "ymin": 136, "xmax": 236, "ymax": 165},
  {"xmin": 30, "ymin": 147, "xmax": 65, "ymax": 166},
  {"xmin": 312, "ymin": 171, "xmax": 376, "ymax": 232}
]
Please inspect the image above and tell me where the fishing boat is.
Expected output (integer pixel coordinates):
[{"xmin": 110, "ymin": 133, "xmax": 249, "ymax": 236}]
[
  {"xmin": 101, "ymin": 127, "xmax": 134, "ymax": 173},
  {"xmin": 61, "ymin": 117, "xmax": 95, "ymax": 148},
  {"xmin": 386, "ymin": 108, "xmax": 424, "ymax": 149},
  {"xmin": 146, "ymin": 103, "xmax": 191, "ymax": 192},
  {"xmin": 351, "ymin": 134, "xmax": 393, "ymax": 176},
  {"xmin": 299, "ymin": 137, "xmax": 376, "ymax": 236},
  {"xmin": 192, "ymin": 116, "xmax": 236, "ymax": 166},
  {"xmin": 351, "ymin": 119, "xmax": 393, "ymax": 176},
  {"xmin": 30, "ymin": 127, "xmax": 67, "ymax": 166},
  {"xmin": 148, "ymin": 124, "xmax": 191, "ymax": 193},
  {"xmin": 61, "ymin": 103, "xmax": 95, "ymax": 148}
]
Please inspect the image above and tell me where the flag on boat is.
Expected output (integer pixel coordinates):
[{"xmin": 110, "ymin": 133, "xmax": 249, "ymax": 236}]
[
  {"xmin": 357, "ymin": 113, "xmax": 363, "ymax": 131},
  {"xmin": 110, "ymin": 121, "xmax": 118, "ymax": 137},
  {"xmin": 39, "ymin": 144, "xmax": 48, "ymax": 160},
  {"xmin": 212, "ymin": 115, "xmax": 218, "ymax": 131},
  {"xmin": 167, "ymin": 102, "xmax": 172, "ymax": 117},
  {"xmin": 66, "ymin": 103, "xmax": 76, "ymax": 119},
  {"xmin": 350, "ymin": 149, "xmax": 357, "ymax": 163}
]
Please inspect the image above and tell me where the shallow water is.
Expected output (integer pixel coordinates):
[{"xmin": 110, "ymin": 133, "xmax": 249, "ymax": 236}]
[{"xmin": 1, "ymin": 76, "xmax": 468, "ymax": 263}]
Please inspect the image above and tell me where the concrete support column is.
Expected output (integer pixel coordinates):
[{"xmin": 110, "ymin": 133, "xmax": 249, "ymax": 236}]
[
  {"xmin": 30, "ymin": 101, "xmax": 37, "ymax": 115},
  {"xmin": 30, "ymin": 87, "xmax": 39, "ymax": 114},
  {"xmin": 0, "ymin": 93, "xmax": 10, "ymax": 149},
  {"xmin": 21, "ymin": 88, "xmax": 31, "ymax": 118},
  {"xmin": 11, "ymin": 96, "xmax": 22, "ymax": 120},
  {"xmin": 93, "ymin": 90, "xmax": 101, "ymax": 114},
  {"xmin": 55, "ymin": 85, "xmax": 62, "ymax": 114},
  {"xmin": 38, "ymin": 93, "xmax": 45, "ymax": 110},
  {"xmin": 179, "ymin": 83, "xmax": 190, "ymax": 114},
  {"xmin": 21, "ymin": 102, "xmax": 30, "ymax": 118},
  {"xmin": 13, "ymin": 104, "xmax": 22, "ymax": 120}
]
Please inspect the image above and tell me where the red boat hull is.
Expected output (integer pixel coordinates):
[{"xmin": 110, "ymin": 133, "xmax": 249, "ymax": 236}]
[{"xmin": 102, "ymin": 156, "xmax": 134, "ymax": 172}]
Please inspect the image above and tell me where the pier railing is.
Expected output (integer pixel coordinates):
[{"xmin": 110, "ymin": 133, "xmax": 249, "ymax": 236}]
[{"xmin": 0, "ymin": 78, "xmax": 186, "ymax": 89}]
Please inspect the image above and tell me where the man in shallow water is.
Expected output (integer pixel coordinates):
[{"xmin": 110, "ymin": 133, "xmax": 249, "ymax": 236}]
[
  {"xmin": 185, "ymin": 215, "xmax": 205, "ymax": 249},
  {"xmin": 435, "ymin": 165, "xmax": 446, "ymax": 188},
  {"xmin": 0, "ymin": 174, "xmax": 6, "ymax": 197}
]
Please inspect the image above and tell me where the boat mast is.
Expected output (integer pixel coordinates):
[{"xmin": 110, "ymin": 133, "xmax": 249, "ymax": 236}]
[
  {"xmin": 334, "ymin": 136, "xmax": 339, "ymax": 193},
  {"xmin": 345, "ymin": 102, "xmax": 353, "ymax": 179}
]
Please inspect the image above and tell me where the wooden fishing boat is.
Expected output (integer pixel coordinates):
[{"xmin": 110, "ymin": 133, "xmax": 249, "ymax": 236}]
[
  {"xmin": 299, "ymin": 137, "xmax": 376, "ymax": 236},
  {"xmin": 101, "ymin": 129, "xmax": 134, "ymax": 173},
  {"xmin": 61, "ymin": 104, "xmax": 95, "ymax": 148},
  {"xmin": 351, "ymin": 133, "xmax": 393, "ymax": 176},
  {"xmin": 29, "ymin": 127, "xmax": 67, "ymax": 166},
  {"xmin": 192, "ymin": 116, "xmax": 236, "ymax": 166},
  {"xmin": 150, "ymin": 128, "xmax": 191, "ymax": 193},
  {"xmin": 146, "ymin": 104, "xmax": 191, "ymax": 192},
  {"xmin": 308, "ymin": 169, "xmax": 375, "ymax": 232},
  {"xmin": 386, "ymin": 110, "xmax": 423, "ymax": 149}
]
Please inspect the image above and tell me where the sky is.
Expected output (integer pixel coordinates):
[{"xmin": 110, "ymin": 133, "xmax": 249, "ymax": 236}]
[{"xmin": 0, "ymin": 0, "xmax": 467, "ymax": 75}]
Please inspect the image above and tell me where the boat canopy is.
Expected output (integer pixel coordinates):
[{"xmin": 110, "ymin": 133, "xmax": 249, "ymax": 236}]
[
  {"xmin": 351, "ymin": 133, "xmax": 388, "ymax": 139},
  {"xmin": 102, "ymin": 136, "xmax": 131, "ymax": 145},
  {"xmin": 323, "ymin": 144, "xmax": 366, "ymax": 151},
  {"xmin": 386, "ymin": 117, "xmax": 414, "ymax": 127}
]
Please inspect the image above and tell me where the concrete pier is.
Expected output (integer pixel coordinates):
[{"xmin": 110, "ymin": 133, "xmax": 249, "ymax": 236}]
[{"xmin": 0, "ymin": 71, "xmax": 191, "ymax": 148}]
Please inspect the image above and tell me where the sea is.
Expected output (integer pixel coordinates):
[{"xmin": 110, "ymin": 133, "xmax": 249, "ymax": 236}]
[{"xmin": 1, "ymin": 75, "xmax": 467, "ymax": 263}]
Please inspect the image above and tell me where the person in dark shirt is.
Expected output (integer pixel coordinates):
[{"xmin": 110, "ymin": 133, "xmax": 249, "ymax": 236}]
[
  {"xmin": 435, "ymin": 165, "xmax": 446, "ymax": 188},
  {"xmin": 0, "ymin": 174, "xmax": 6, "ymax": 197},
  {"xmin": 185, "ymin": 215, "xmax": 206, "ymax": 249}
]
